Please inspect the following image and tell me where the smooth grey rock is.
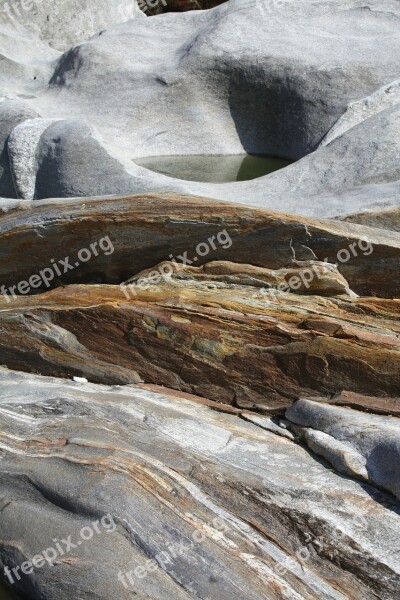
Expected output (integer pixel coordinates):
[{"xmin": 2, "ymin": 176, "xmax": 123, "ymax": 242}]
[
  {"xmin": 1, "ymin": 0, "xmax": 400, "ymax": 214},
  {"xmin": 320, "ymin": 79, "xmax": 400, "ymax": 146},
  {"xmin": 286, "ymin": 399, "xmax": 400, "ymax": 500},
  {"xmin": 236, "ymin": 103, "xmax": 400, "ymax": 213},
  {"xmin": 326, "ymin": 181, "xmax": 400, "ymax": 220},
  {"xmin": 0, "ymin": 0, "xmax": 144, "ymax": 51},
  {"xmin": 0, "ymin": 368, "xmax": 400, "ymax": 599},
  {"xmin": 8, "ymin": 118, "xmax": 64, "ymax": 199},
  {"xmin": 34, "ymin": 120, "xmax": 140, "ymax": 199},
  {"xmin": 40, "ymin": 0, "xmax": 400, "ymax": 160},
  {"xmin": 0, "ymin": 24, "xmax": 59, "ymax": 95},
  {"xmin": 0, "ymin": 99, "xmax": 40, "ymax": 198},
  {"xmin": 300, "ymin": 429, "xmax": 369, "ymax": 480}
]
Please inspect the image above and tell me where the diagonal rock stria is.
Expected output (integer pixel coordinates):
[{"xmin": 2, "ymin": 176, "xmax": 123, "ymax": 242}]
[
  {"xmin": 1, "ymin": 193, "xmax": 400, "ymax": 297},
  {"xmin": 286, "ymin": 399, "xmax": 400, "ymax": 500},
  {"xmin": 0, "ymin": 276, "xmax": 399, "ymax": 410},
  {"xmin": 0, "ymin": 368, "xmax": 399, "ymax": 600}
]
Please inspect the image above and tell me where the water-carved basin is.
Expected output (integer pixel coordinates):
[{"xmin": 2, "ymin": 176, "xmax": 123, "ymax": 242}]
[
  {"xmin": 134, "ymin": 154, "xmax": 293, "ymax": 183},
  {"xmin": 0, "ymin": 581, "xmax": 23, "ymax": 599}
]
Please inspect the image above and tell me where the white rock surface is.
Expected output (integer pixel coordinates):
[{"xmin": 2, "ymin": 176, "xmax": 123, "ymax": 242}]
[
  {"xmin": 1, "ymin": 0, "xmax": 400, "ymax": 216},
  {"xmin": 0, "ymin": 23, "xmax": 60, "ymax": 93},
  {"xmin": 0, "ymin": 0, "xmax": 144, "ymax": 51},
  {"xmin": 1, "ymin": 368, "xmax": 400, "ymax": 600},
  {"xmin": 8, "ymin": 118, "xmax": 64, "ymax": 199},
  {"xmin": 320, "ymin": 79, "xmax": 400, "ymax": 146},
  {"xmin": 286, "ymin": 399, "xmax": 400, "ymax": 500}
]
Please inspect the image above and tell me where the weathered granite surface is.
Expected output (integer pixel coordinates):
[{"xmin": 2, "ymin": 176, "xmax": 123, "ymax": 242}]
[
  {"xmin": 0, "ymin": 0, "xmax": 143, "ymax": 51},
  {"xmin": 286, "ymin": 399, "xmax": 400, "ymax": 500},
  {"xmin": 0, "ymin": 0, "xmax": 399, "ymax": 215},
  {"xmin": 0, "ymin": 368, "xmax": 399, "ymax": 600}
]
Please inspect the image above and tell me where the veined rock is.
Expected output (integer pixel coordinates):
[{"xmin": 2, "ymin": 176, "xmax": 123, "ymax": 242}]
[{"xmin": 0, "ymin": 368, "xmax": 399, "ymax": 600}]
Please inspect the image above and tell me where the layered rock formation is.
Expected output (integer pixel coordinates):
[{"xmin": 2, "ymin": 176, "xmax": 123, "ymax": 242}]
[
  {"xmin": 0, "ymin": 1, "xmax": 399, "ymax": 599},
  {"xmin": 1, "ymin": 193, "xmax": 399, "ymax": 297},
  {"xmin": 0, "ymin": 264, "xmax": 399, "ymax": 409},
  {"xmin": 0, "ymin": 189, "xmax": 399, "ymax": 600},
  {"xmin": 0, "ymin": 368, "xmax": 399, "ymax": 600}
]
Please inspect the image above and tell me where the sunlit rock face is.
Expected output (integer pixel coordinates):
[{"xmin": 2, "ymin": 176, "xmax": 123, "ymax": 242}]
[
  {"xmin": 0, "ymin": 367, "xmax": 400, "ymax": 600},
  {"xmin": 0, "ymin": 192, "xmax": 399, "ymax": 408},
  {"xmin": 0, "ymin": 0, "xmax": 143, "ymax": 51},
  {"xmin": 0, "ymin": 2, "xmax": 400, "ymax": 599},
  {"xmin": 0, "ymin": 0, "xmax": 400, "ymax": 215}
]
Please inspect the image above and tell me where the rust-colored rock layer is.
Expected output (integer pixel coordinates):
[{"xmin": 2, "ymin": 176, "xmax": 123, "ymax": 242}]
[
  {"xmin": 1, "ymin": 273, "xmax": 399, "ymax": 411},
  {"xmin": 1, "ymin": 193, "xmax": 400, "ymax": 296}
]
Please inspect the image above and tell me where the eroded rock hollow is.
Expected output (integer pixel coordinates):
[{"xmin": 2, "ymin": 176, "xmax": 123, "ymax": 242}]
[{"xmin": 0, "ymin": 1, "xmax": 399, "ymax": 599}]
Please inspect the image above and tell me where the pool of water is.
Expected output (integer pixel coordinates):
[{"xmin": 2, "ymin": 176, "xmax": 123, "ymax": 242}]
[
  {"xmin": 0, "ymin": 581, "xmax": 23, "ymax": 600},
  {"xmin": 134, "ymin": 154, "xmax": 293, "ymax": 183}
]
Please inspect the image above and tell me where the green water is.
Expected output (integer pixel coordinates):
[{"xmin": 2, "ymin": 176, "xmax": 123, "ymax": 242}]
[
  {"xmin": 135, "ymin": 154, "xmax": 292, "ymax": 183},
  {"xmin": 0, "ymin": 582, "xmax": 23, "ymax": 600}
]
